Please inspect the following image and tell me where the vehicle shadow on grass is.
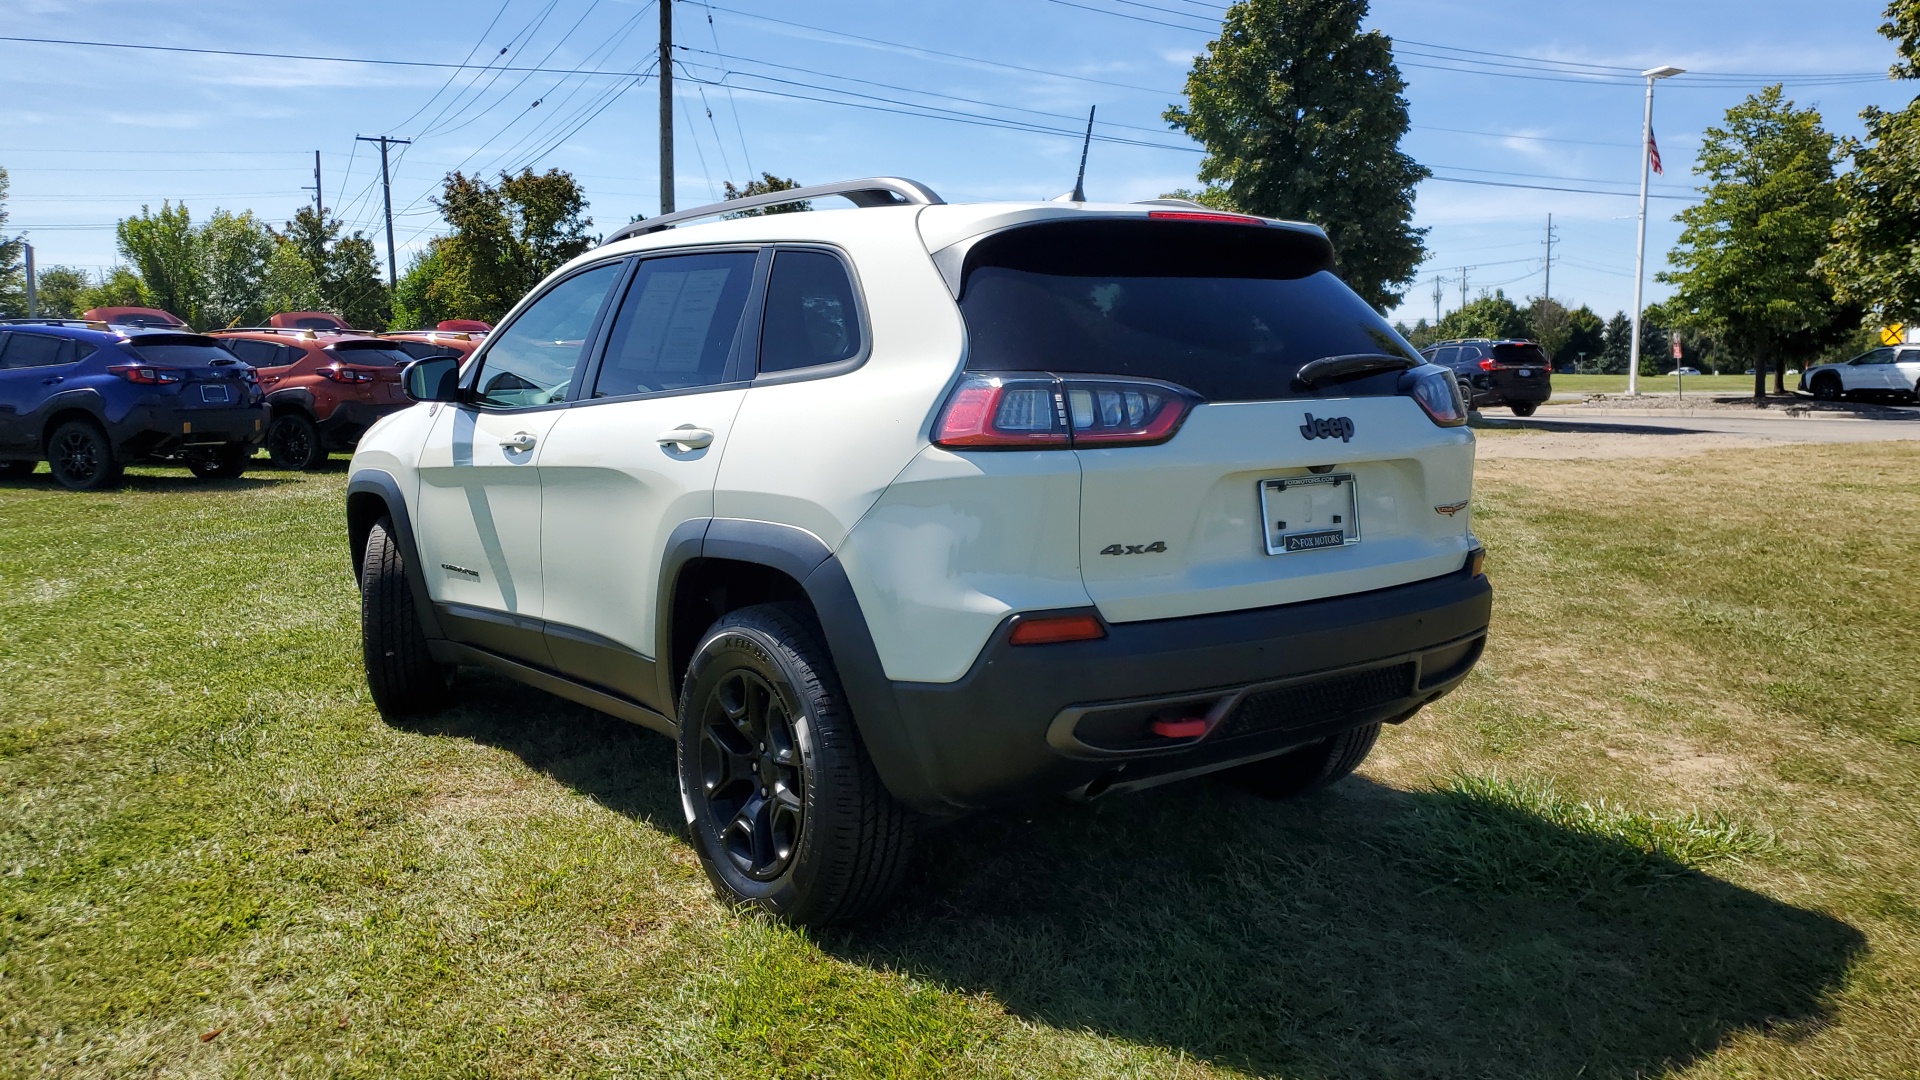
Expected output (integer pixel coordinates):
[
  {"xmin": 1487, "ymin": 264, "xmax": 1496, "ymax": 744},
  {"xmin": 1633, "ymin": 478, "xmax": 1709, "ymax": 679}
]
[
  {"xmin": 0, "ymin": 471, "xmax": 296, "ymax": 493},
  {"xmin": 391, "ymin": 675, "xmax": 1865, "ymax": 1079},
  {"xmin": 825, "ymin": 778, "xmax": 1865, "ymax": 1080}
]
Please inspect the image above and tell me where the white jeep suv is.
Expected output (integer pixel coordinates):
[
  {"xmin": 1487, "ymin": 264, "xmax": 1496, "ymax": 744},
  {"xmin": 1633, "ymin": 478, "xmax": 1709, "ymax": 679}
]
[{"xmin": 346, "ymin": 178, "xmax": 1491, "ymax": 925}]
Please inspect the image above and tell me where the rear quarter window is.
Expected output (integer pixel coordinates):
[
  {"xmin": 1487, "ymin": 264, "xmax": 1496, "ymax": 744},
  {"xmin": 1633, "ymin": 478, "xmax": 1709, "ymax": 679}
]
[{"xmin": 958, "ymin": 219, "xmax": 1417, "ymax": 402}]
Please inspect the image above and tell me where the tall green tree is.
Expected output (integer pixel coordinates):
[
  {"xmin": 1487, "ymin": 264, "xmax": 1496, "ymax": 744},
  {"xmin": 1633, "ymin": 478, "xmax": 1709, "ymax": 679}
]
[
  {"xmin": 415, "ymin": 168, "xmax": 594, "ymax": 323},
  {"xmin": 199, "ymin": 210, "xmax": 277, "ymax": 329},
  {"xmin": 117, "ymin": 202, "xmax": 202, "ymax": 323},
  {"xmin": 0, "ymin": 166, "xmax": 24, "ymax": 316},
  {"xmin": 1601, "ymin": 311, "xmax": 1634, "ymax": 374},
  {"xmin": 76, "ymin": 268, "xmax": 149, "ymax": 312},
  {"xmin": 1823, "ymin": 1, "xmax": 1920, "ymax": 322},
  {"xmin": 1659, "ymin": 86, "xmax": 1857, "ymax": 401},
  {"xmin": 1528, "ymin": 297, "xmax": 1573, "ymax": 365},
  {"xmin": 32, "ymin": 265, "xmax": 92, "ymax": 318},
  {"xmin": 1559, "ymin": 305, "xmax": 1606, "ymax": 370},
  {"xmin": 1165, "ymin": 0, "xmax": 1429, "ymax": 310},
  {"xmin": 1434, "ymin": 290, "xmax": 1530, "ymax": 341},
  {"xmin": 268, "ymin": 207, "xmax": 386, "ymax": 329}
]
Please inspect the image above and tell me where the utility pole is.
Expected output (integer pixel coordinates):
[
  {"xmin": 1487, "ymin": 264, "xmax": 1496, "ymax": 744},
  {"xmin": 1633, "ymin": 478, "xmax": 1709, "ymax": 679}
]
[
  {"xmin": 1543, "ymin": 213, "xmax": 1556, "ymax": 305},
  {"xmin": 305, "ymin": 150, "xmax": 324, "ymax": 219},
  {"xmin": 1459, "ymin": 267, "xmax": 1469, "ymax": 311},
  {"xmin": 659, "ymin": 0, "xmax": 674, "ymax": 215},
  {"xmin": 356, "ymin": 134, "xmax": 411, "ymax": 289},
  {"xmin": 23, "ymin": 242, "xmax": 35, "ymax": 317},
  {"xmin": 1432, "ymin": 275, "xmax": 1443, "ymax": 325},
  {"xmin": 1630, "ymin": 65, "xmax": 1685, "ymax": 397}
]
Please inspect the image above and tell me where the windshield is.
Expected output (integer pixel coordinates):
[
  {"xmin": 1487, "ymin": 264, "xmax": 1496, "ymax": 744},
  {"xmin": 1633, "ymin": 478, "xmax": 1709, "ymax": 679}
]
[{"xmin": 959, "ymin": 219, "xmax": 1416, "ymax": 402}]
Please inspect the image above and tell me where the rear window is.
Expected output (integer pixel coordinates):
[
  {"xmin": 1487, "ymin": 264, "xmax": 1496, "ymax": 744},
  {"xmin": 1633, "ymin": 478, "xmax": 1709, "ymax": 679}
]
[
  {"xmin": 390, "ymin": 340, "xmax": 459, "ymax": 361},
  {"xmin": 959, "ymin": 219, "xmax": 1417, "ymax": 402},
  {"xmin": 128, "ymin": 335, "xmax": 242, "ymax": 365},
  {"xmin": 1492, "ymin": 343, "xmax": 1548, "ymax": 366},
  {"xmin": 328, "ymin": 341, "xmax": 416, "ymax": 367}
]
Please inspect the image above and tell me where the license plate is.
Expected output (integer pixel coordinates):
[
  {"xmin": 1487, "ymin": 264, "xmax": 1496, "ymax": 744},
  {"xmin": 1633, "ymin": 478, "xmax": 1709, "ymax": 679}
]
[
  {"xmin": 1260, "ymin": 474, "xmax": 1360, "ymax": 555},
  {"xmin": 1516, "ymin": 369, "xmax": 1535, "ymax": 377},
  {"xmin": 200, "ymin": 384, "xmax": 230, "ymax": 403}
]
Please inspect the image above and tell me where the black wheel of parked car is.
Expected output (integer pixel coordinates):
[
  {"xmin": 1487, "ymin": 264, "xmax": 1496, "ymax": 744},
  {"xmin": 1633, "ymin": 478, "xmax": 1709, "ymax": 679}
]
[
  {"xmin": 0, "ymin": 461, "xmax": 36, "ymax": 478},
  {"xmin": 185, "ymin": 445, "xmax": 251, "ymax": 480},
  {"xmin": 360, "ymin": 516, "xmax": 454, "ymax": 716},
  {"xmin": 677, "ymin": 603, "xmax": 915, "ymax": 926},
  {"xmin": 1812, "ymin": 373, "xmax": 1844, "ymax": 401},
  {"xmin": 267, "ymin": 412, "xmax": 324, "ymax": 470},
  {"xmin": 1509, "ymin": 401, "xmax": 1538, "ymax": 417},
  {"xmin": 46, "ymin": 420, "xmax": 124, "ymax": 491},
  {"xmin": 1222, "ymin": 722, "xmax": 1382, "ymax": 800}
]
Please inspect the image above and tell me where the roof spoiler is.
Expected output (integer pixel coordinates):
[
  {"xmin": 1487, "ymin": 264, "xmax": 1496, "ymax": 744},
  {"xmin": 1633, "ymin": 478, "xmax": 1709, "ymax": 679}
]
[{"xmin": 602, "ymin": 177, "xmax": 943, "ymax": 246}]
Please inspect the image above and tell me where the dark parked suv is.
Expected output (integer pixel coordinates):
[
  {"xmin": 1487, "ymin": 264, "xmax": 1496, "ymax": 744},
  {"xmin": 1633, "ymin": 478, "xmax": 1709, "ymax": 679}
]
[
  {"xmin": 1419, "ymin": 339, "xmax": 1553, "ymax": 416},
  {"xmin": 0, "ymin": 320, "xmax": 266, "ymax": 489}
]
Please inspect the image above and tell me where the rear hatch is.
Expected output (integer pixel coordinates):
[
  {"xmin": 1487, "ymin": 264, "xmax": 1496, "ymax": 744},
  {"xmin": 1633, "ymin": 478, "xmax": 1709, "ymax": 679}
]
[
  {"xmin": 1485, "ymin": 342, "xmax": 1552, "ymax": 402},
  {"xmin": 955, "ymin": 216, "xmax": 1477, "ymax": 624},
  {"xmin": 325, "ymin": 340, "xmax": 415, "ymax": 406},
  {"xmin": 124, "ymin": 335, "xmax": 260, "ymax": 408}
]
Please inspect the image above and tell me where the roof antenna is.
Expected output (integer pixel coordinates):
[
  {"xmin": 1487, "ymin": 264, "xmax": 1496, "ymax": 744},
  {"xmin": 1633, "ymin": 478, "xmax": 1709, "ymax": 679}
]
[{"xmin": 1070, "ymin": 105, "xmax": 1095, "ymax": 202}]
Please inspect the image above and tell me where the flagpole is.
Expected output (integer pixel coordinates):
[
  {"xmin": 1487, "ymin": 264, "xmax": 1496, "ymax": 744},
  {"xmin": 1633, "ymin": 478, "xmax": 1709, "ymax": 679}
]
[{"xmin": 1629, "ymin": 65, "xmax": 1684, "ymax": 397}]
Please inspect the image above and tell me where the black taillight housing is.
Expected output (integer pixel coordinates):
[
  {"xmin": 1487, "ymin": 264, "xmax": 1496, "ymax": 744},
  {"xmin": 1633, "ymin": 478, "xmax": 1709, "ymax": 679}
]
[
  {"xmin": 934, "ymin": 372, "xmax": 1200, "ymax": 449},
  {"xmin": 1402, "ymin": 364, "xmax": 1469, "ymax": 427}
]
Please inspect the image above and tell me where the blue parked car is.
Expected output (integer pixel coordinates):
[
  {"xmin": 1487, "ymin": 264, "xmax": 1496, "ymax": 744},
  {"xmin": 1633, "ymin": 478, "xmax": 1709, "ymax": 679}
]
[{"xmin": 0, "ymin": 319, "xmax": 268, "ymax": 490}]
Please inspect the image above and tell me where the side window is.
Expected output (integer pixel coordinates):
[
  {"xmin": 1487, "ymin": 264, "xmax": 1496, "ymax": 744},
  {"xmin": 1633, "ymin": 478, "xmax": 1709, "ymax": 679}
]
[
  {"xmin": 1853, "ymin": 348, "xmax": 1895, "ymax": 366},
  {"xmin": 473, "ymin": 262, "xmax": 623, "ymax": 408},
  {"xmin": 759, "ymin": 249, "xmax": 863, "ymax": 374},
  {"xmin": 1898, "ymin": 349, "xmax": 1920, "ymax": 364},
  {"xmin": 224, "ymin": 339, "xmax": 280, "ymax": 367},
  {"xmin": 591, "ymin": 251, "xmax": 758, "ymax": 398},
  {"xmin": 1432, "ymin": 346, "xmax": 1460, "ymax": 367},
  {"xmin": 2, "ymin": 333, "xmax": 71, "ymax": 369}
]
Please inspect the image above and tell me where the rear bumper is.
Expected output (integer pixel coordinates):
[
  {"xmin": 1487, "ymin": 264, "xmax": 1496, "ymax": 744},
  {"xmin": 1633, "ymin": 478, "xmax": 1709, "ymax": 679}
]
[
  {"xmin": 826, "ymin": 560, "xmax": 1492, "ymax": 815},
  {"xmin": 1484, "ymin": 374, "xmax": 1552, "ymax": 404},
  {"xmin": 110, "ymin": 403, "xmax": 268, "ymax": 460}
]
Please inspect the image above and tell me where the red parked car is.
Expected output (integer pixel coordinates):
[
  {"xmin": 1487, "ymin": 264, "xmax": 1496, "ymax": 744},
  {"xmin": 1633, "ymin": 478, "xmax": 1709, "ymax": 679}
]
[
  {"xmin": 82, "ymin": 307, "xmax": 191, "ymax": 331},
  {"xmin": 381, "ymin": 323, "xmax": 489, "ymax": 363},
  {"xmin": 208, "ymin": 328, "xmax": 414, "ymax": 468}
]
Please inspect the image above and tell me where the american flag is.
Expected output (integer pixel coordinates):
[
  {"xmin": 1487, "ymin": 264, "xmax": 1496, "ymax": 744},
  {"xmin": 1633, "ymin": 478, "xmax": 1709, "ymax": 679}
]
[{"xmin": 1649, "ymin": 129, "xmax": 1664, "ymax": 175}]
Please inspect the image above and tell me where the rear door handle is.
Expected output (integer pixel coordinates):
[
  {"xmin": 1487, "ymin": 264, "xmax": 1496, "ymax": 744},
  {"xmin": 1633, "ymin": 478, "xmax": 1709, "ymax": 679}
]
[
  {"xmin": 500, "ymin": 432, "xmax": 538, "ymax": 452},
  {"xmin": 41, "ymin": 376, "xmax": 63, "ymax": 385},
  {"xmin": 656, "ymin": 426, "xmax": 715, "ymax": 450}
]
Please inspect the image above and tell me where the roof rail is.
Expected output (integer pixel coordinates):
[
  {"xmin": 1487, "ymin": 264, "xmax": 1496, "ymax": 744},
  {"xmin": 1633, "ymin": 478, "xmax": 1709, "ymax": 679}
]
[
  {"xmin": 602, "ymin": 177, "xmax": 943, "ymax": 246},
  {"xmin": 210, "ymin": 326, "xmax": 362, "ymax": 337},
  {"xmin": 0, "ymin": 317, "xmax": 112, "ymax": 330}
]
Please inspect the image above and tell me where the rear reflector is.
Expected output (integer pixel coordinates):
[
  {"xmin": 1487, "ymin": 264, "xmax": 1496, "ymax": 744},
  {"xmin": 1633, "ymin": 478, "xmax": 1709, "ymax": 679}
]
[
  {"xmin": 1008, "ymin": 613, "xmax": 1106, "ymax": 645},
  {"xmin": 1148, "ymin": 717, "xmax": 1209, "ymax": 739},
  {"xmin": 1468, "ymin": 547, "xmax": 1487, "ymax": 577}
]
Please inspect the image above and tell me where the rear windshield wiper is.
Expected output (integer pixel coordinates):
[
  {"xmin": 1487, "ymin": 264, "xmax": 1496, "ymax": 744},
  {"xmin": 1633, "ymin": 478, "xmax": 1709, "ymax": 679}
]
[{"xmin": 1294, "ymin": 353, "xmax": 1417, "ymax": 389}]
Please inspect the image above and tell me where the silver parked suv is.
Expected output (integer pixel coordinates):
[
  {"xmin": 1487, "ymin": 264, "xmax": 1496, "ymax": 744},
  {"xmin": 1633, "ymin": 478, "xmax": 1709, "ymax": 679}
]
[{"xmin": 345, "ymin": 178, "xmax": 1492, "ymax": 925}]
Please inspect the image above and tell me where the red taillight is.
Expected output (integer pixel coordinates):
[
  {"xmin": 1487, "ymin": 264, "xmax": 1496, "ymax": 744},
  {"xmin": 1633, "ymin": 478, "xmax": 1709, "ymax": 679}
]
[
  {"xmin": 1008, "ymin": 613, "xmax": 1107, "ymax": 645},
  {"xmin": 106, "ymin": 365, "xmax": 183, "ymax": 385},
  {"xmin": 933, "ymin": 373, "xmax": 1198, "ymax": 450},
  {"xmin": 1405, "ymin": 365, "xmax": 1469, "ymax": 427},
  {"xmin": 1478, "ymin": 358, "xmax": 1499, "ymax": 371},
  {"xmin": 321, "ymin": 364, "xmax": 375, "ymax": 384},
  {"xmin": 1147, "ymin": 210, "xmax": 1268, "ymax": 226}
]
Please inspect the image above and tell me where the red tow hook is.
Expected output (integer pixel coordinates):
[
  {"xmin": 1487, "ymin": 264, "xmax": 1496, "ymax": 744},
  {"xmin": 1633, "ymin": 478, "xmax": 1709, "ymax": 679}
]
[{"xmin": 1149, "ymin": 717, "xmax": 1209, "ymax": 739}]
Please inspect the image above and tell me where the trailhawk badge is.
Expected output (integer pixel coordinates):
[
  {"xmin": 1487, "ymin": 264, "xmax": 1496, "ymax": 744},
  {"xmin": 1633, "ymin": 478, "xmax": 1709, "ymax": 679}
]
[
  {"xmin": 1433, "ymin": 500, "xmax": 1469, "ymax": 517},
  {"xmin": 1300, "ymin": 413, "xmax": 1355, "ymax": 442}
]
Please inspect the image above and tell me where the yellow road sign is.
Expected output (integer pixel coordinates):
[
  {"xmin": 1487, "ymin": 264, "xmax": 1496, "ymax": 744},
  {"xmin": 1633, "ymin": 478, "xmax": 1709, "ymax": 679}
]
[{"xmin": 1881, "ymin": 323, "xmax": 1906, "ymax": 346}]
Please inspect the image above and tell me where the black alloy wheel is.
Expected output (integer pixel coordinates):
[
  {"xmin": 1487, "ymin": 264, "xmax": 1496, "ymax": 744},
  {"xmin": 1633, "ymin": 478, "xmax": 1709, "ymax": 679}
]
[
  {"xmin": 185, "ymin": 445, "xmax": 250, "ymax": 480},
  {"xmin": 1812, "ymin": 374, "xmax": 1843, "ymax": 401},
  {"xmin": 698, "ymin": 668, "xmax": 806, "ymax": 881},
  {"xmin": 676, "ymin": 603, "xmax": 915, "ymax": 925},
  {"xmin": 46, "ymin": 420, "xmax": 123, "ymax": 491},
  {"xmin": 267, "ymin": 412, "xmax": 323, "ymax": 469}
]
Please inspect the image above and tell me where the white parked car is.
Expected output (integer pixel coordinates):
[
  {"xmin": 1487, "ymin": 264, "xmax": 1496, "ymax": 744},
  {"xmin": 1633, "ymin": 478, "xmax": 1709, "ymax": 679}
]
[
  {"xmin": 1669, "ymin": 367, "xmax": 1701, "ymax": 377},
  {"xmin": 1800, "ymin": 347, "xmax": 1920, "ymax": 401},
  {"xmin": 344, "ymin": 178, "xmax": 1492, "ymax": 924}
]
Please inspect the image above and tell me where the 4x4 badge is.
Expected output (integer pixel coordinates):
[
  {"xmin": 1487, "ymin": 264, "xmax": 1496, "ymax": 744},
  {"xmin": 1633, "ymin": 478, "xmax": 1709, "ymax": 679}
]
[
  {"xmin": 1100, "ymin": 541, "xmax": 1168, "ymax": 555},
  {"xmin": 1300, "ymin": 413, "xmax": 1355, "ymax": 442}
]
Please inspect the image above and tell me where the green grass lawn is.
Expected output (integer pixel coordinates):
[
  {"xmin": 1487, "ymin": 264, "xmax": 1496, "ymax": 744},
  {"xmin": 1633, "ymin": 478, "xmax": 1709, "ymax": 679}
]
[
  {"xmin": 1547, "ymin": 373, "xmax": 1801, "ymax": 395},
  {"xmin": 3, "ymin": 446, "xmax": 1918, "ymax": 1078}
]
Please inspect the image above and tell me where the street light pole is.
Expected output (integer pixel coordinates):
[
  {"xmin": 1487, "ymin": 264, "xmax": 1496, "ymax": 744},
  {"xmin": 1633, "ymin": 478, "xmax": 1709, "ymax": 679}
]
[{"xmin": 1629, "ymin": 65, "xmax": 1684, "ymax": 396}]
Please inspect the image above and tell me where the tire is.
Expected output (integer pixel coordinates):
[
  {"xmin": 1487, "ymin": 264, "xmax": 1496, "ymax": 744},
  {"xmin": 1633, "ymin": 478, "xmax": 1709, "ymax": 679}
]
[
  {"xmin": 45, "ymin": 420, "xmax": 123, "ymax": 491},
  {"xmin": 0, "ymin": 461, "xmax": 35, "ymax": 479},
  {"xmin": 677, "ymin": 603, "xmax": 915, "ymax": 926},
  {"xmin": 1509, "ymin": 401, "xmax": 1538, "ymax": 417},
  {"xmin": 185, "ymin": 445, "xmax": 250, "ymax": 480},
  {"xmin": 1812, "ymin": 374, "xmax": 1843, "ymax": 401},
  {"xmin": 1222, "ymin": 722, "xmax": 1382, "ymax": 800},
  {"xmin": 267, "ymin": 412, "xmax": 324, "ymax": 470},
  {"xmin": 359, "ymin": 516, "xmax": 454, "ymax": 716}
]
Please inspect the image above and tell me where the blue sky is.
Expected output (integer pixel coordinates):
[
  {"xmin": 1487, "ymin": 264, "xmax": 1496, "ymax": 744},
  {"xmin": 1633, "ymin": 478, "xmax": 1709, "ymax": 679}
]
[{"xmin": 1, "ymin": 0, "xmax": 1909, "ymax": 325}]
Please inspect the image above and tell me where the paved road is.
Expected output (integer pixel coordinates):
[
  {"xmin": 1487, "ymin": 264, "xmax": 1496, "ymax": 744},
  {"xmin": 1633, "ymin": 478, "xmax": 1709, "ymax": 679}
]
[{"xmin": 1484, "ymin": 409, "xmax": 1920, "ymax": 445}]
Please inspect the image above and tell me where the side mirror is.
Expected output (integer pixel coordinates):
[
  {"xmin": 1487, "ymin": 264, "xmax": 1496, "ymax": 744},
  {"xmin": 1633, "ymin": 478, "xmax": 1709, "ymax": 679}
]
[{"xmin": 402, "ymin": 356, "xmax": 461, "ymax": 402}]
